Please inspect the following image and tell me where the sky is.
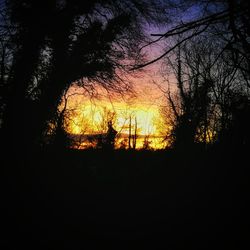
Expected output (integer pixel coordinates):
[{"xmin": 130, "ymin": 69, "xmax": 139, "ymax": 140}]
[
  {"xmin": 63, "ymin": 62, "xmax": 171, "ymax": 150},
  {"xmin": 61, "ymin": 5, "xmax": 189, "ymax": 150},
  {"xmin": 0, "ymin": 0, "xmax": 208, "ymax": 149}
]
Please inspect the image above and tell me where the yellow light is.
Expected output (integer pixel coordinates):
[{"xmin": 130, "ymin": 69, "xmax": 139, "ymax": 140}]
[{"xmin": 60, "ymin": 85, "xmax": 169, "ymax": 150}]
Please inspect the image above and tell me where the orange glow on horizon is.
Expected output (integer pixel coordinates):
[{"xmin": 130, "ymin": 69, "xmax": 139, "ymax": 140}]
[{"xmin": 61, "ymin": 83, "xmax": 170, "ymax": 150}]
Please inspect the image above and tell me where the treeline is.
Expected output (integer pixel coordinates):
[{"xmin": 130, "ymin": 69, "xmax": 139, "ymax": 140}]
[
  {"xmin": 0, "ymin": 0, "xmax": 168, "ymax": 153},
  {"xmin": 152, "ymin": 0, "xmax": 250, "ymax": 151},
  {"xmin": 162, "ymin": 35, "xmax": 250, "ymax": 151},
  {"xmin": 0, "ymin": 0, "xmax": 249, "ymax": 154}
]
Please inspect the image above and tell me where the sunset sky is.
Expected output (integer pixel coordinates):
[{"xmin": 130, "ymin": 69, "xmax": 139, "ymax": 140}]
[
  {"xmin": 58, "ymin": 3, "xmax": 211, "ymax": 150},
  {"xmin": 61, "ymin": 36, "xmax": 175, "ymax": 149},
  {"xmin": 63, "ymin": 63, "xmax": 170, "ymax": 149}
]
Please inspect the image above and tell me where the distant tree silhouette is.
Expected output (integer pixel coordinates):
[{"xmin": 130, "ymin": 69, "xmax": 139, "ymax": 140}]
[
  {"xmin": 104, "ymin": 120, "xmax": 117, "ymax": 150},
  {"xmin": 128, "ymin": 114, "xmax": 138, "ymax": 150},
  {"xmin": 128, "ymin": 115, "xmax": 132, "ymax": 149},
  {"xmin": 132, "ymin": 117, "xmax": 137, "ymax": 150},
  {"xmin": 142, "ymin": 135, "xmax": 152, "ymax": 150}
]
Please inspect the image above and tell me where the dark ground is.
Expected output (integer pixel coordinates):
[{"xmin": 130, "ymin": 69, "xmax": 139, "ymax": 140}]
[{"xmin": 2, "ymin": 146, "xmax": 250, "ymax": 249}]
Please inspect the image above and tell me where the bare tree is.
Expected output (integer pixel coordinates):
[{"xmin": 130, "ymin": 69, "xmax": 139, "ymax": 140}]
[
  {"xmin": 160, "ymin": 30, "xmax": 250, "ymax": 148},
  {"xmin": 133, "ymin": 0, "xmax": 250, "ymax": 72},
  {"xmin": 132, "ymin": 116, "xmax": 137, "ymax": 150},
  {"xmin": 1, "ymin": 0, "xmax": 170, "ymax": 151}
]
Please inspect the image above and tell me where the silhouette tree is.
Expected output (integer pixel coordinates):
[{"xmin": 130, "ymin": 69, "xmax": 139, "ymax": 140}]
[
  {"xmin": 132, "ymin": 116, "xmax": 137, "ymax": 150},
  {"xmin": 162, "ymin": 32, "xmax": 250, "ymax": 149},
  {"xmin": 0, "ymin": 0, "xmax": 168, "ymax": 152},
  {"xmin": 127, "ymin": 0, "xmax": 250, "ymax": 149},
  {"xmin": 128, "ymin": 114, "xmax": 138, "ymax": 150},
  {"xmin": 104, "ymin": 120, "xmax": 117, "ymax": 150},
  {"xmin": 162, "ymin": 39, "xmax": 213, "ymax": 148},
  {"xmin": 136, "ymin": 1, "xmax": 250, "ymax": 149}
]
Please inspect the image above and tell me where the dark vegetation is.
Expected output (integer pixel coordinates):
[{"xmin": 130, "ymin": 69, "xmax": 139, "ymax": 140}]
[
  {"xmin": 3, "ymin": 147, "xmax": 249, "ymax": 249},
  {"xmin": 1, "ymin": 0, "xmax": 250, "ymax": 249}
]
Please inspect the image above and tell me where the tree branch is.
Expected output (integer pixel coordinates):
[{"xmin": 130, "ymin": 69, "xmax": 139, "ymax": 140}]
[{"xmin": 131, "ymin": 24, "xmax": 210, "ymax": 70}]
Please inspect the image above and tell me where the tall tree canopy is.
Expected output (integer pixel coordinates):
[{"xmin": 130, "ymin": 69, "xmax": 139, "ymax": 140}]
[
  {"xmin": 0, "ymin": 0, "xmax": 169, "ymax": 151},
  {"xmin": 1, "ymin": 0, "xmax": 249, "ymax": 151}
]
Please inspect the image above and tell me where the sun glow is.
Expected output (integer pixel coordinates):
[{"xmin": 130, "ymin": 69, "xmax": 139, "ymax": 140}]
[{"xmin": 61, "ymin": 84, "xmax": 170, "ymax": 150}]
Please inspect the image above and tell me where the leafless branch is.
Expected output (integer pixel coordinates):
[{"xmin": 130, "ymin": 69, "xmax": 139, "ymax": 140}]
[{"xmin": 131, "ymin": 24, "xmax": 210, "ymax": 70}]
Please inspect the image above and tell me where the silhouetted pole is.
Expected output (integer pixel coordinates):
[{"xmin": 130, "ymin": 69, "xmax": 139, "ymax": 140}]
[
  {"xmin": 133, "ymin": 117, "xmax": 137, "ymax": 150},
  {"xmin": 128, "ymin": 115, "xmax": 131, "ymax": 149}
]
